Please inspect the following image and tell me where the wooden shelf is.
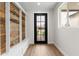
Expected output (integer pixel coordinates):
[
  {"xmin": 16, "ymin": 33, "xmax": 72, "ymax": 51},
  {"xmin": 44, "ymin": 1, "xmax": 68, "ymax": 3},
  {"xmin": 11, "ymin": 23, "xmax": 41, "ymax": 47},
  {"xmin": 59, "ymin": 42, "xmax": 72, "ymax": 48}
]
[
  {"xmin": 10, "ymin": 13, "xmax": 19, "ymax": 24},
  {"xmin": 10, "ymin": 3, "xmax": 19, "ymax": 17},
  {"xmin": 0, "ymin": 34, "xmax": 6, "ymax": 36},
  {"xmin": 10, "ymin": 11, "xmax": 19, "ymax": 17},
  {"xmin": 0, "ymin": 11, "xmax": 5, "ymax": 18}
]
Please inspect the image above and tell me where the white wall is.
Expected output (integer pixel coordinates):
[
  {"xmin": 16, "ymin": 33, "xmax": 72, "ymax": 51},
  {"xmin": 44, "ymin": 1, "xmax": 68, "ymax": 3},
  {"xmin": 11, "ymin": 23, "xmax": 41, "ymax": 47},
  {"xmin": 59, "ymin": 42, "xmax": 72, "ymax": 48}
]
[
  {"xmin": 26, "ymin": 10, "xmax": 55, "ymax": 44},
  {"xmin": 54, "ymin": 3, "xmax": 79, "ymax": 56},
  {"xmin": 48, "ymin": 10, "xmax": 55, "ymax": 43}
]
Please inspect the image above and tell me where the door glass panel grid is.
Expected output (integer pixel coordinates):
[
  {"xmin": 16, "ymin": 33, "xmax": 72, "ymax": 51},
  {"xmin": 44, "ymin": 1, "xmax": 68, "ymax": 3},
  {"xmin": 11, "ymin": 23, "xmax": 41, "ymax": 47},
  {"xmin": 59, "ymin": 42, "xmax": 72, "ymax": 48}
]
[
  {"xmin": 36, "ymin": 15, "xmax": 45, "ymax": 41},
  {"xmin": 37, "ymin": 15, "xmax": 45, "ymax": 22}
]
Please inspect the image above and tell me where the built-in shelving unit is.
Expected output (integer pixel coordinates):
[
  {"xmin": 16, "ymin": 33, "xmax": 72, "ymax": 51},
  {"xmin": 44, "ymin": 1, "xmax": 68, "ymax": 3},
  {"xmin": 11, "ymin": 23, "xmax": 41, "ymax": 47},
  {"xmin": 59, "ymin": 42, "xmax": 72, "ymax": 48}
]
[
  {"xmin": 22, "ymin": 12, "xmax": 25, "ymax": 40},
  {"xmin": 0, "ymin": 2, "xmax": 6, "ymax": 54},
  {"xmin": 10, "ymin": 2, "xmax": 20, "ymax": 47},
  {"xmin": 0, "ymin": 2, "xmax": 26, "ymax": 55}
]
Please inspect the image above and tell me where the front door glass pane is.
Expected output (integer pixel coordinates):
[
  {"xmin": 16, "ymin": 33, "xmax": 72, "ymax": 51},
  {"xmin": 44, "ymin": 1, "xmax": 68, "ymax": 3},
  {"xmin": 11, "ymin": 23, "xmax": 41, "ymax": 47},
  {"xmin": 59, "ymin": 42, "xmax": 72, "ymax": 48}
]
[
  {"xmin": 41, "ymin": 16, "xmax": 45, "ymax": 21},
  {"xmin": 36, "ymin": 16, "xmax": 45, "ymax": 41}
]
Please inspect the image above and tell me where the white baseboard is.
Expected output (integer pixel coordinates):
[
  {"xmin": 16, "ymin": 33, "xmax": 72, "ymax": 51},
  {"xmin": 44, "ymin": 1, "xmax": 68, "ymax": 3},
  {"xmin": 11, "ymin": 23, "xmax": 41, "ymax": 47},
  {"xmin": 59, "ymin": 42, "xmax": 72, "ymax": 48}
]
[
  {"xmin": 22, "ymin": 39, "xmax": 30, "ymax": 56},
  {"xmin": 54, "ymin": 42, "xmax": 68, "ymax": 56}
]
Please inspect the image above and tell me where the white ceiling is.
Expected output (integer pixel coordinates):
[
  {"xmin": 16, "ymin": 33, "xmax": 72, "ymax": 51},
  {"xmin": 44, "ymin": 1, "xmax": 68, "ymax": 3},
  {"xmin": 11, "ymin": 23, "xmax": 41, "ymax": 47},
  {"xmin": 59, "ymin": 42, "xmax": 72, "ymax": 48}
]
[{"xmin": 19, "ymin": 2, "xmax": 57, "ymax": 12}]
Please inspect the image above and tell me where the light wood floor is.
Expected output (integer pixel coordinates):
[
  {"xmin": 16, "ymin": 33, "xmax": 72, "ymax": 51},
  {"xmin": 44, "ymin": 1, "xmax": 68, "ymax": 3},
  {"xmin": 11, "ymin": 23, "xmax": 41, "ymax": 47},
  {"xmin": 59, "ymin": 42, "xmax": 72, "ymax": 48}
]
[{"xmin": 24, "ymin": 44, "xmax": 63, "ymax": 56}]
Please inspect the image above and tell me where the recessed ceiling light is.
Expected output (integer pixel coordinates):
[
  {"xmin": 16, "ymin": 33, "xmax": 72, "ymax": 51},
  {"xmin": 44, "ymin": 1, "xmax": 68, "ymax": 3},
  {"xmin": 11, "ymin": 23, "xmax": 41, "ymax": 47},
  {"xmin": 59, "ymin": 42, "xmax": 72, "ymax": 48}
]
[{"xmin": 37, "ymin": 2, "xmax": 40, "ymax": 6}]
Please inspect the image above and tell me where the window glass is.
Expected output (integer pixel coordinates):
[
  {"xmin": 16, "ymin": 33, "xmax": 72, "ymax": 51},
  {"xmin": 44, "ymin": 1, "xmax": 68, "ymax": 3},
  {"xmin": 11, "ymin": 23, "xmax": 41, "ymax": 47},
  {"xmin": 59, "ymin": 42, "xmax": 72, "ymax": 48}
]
[
  {"xmin": 37, "ymin": 16, "xmax": 40, "ymax": 21},
  {"xmin": 41, "ymin": 16, "xmax": 45, "ymax": 21},
  {"xmin": 58, "ymin": 3, "xmax": 68, "ymax": 27},
  {"xmin": 68, "ymin": 2, "xmax": 79, "ymax": 28}
]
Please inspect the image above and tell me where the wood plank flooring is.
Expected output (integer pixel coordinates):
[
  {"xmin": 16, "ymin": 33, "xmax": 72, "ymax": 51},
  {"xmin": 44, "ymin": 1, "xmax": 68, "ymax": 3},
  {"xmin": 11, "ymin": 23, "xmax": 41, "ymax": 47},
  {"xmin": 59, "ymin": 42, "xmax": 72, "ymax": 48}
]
[{"xmin": 24, "ymin": 44, "xmax": 63, "ymax": 56}]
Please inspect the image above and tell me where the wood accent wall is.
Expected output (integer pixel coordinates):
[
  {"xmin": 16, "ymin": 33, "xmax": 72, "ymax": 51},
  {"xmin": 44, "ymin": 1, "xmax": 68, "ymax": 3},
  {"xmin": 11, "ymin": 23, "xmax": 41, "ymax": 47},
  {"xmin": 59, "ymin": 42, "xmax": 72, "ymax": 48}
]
[
  {"xmin": 10, "ymin": 2, "xmax": 20, "ymax": 47},
  {"xmin": 0, "ymin": 2, "xmax": 6, "ymax": 54}
]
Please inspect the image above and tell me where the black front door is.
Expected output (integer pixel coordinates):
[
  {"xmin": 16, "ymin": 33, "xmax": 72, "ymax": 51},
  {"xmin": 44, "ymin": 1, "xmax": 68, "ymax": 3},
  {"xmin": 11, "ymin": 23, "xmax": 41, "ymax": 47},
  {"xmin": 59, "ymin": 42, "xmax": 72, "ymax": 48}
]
[{"xmin": 34, "ymin": 13, "xmax": 48, "ymax": 44}]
